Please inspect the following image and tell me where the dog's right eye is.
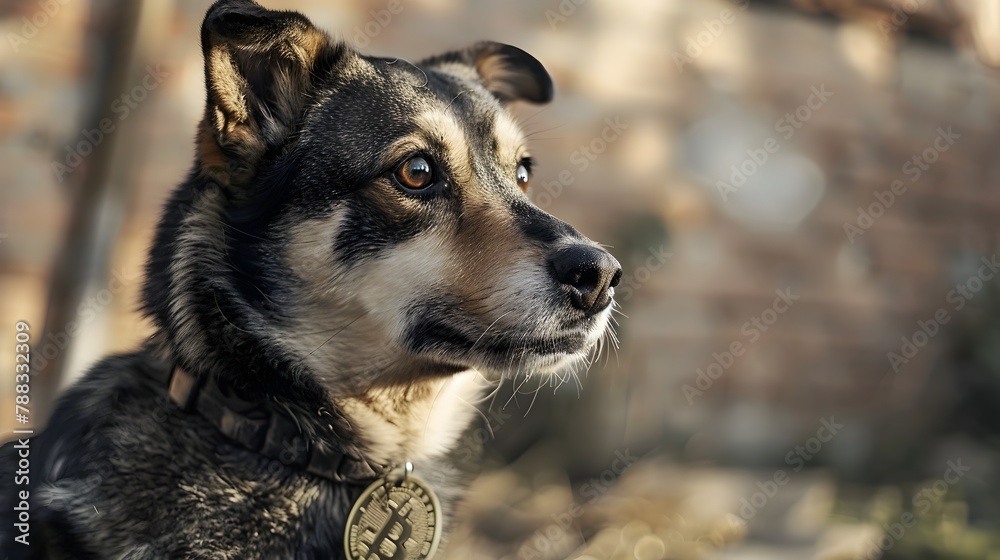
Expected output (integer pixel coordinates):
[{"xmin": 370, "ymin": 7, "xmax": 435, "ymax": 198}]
[{"xmin": 395, "ymin": 156, "xmax": 435, "ymax": 191}]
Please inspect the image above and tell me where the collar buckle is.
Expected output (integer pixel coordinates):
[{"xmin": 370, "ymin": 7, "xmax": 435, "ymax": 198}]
[{"xmin": 167, "ymin": 366, "xmax": 201, "ymax": 411}]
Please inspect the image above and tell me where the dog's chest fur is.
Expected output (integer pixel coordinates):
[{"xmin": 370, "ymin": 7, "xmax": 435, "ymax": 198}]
[{"xmin": 339, "ymin": 370, "xmax": 483, "ymax": 466}]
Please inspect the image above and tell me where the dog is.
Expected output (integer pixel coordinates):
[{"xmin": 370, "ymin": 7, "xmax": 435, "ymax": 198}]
[{"xmin": 1, "ymin": 1, "xmax": 621, "ymax": 557}]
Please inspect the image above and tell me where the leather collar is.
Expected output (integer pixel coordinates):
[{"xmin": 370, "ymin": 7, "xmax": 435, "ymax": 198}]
[{"xmin": 165, "ymin": 366, "xmax": 388, "ymax": 484}]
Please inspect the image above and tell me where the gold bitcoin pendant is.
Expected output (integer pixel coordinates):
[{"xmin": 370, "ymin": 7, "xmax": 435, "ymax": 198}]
[{"xmin": 344, "ymin": 470, "xmax": 442, "ymax": 560}]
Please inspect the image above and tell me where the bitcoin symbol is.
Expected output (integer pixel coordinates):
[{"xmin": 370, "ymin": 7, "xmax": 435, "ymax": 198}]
[
  {"xmin": 370, "ymin": 499, "xmax": 413, "ymax": 559},
  {"xmin": 345, "ymin": 475, "xmax": 441, "ymax": 560}
]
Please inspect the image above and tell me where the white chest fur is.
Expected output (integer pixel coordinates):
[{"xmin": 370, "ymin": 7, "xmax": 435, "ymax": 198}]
[{"xmin": 337, "ymin": 370, "xmax": 485, "ymax": 466}]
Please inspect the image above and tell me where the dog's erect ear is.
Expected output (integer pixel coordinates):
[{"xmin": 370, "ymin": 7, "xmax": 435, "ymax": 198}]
[
  {"xmin": 424, "ymin": 41, "xmax": 554, "ymax": 105},
  {"xmin": 199, "ymin": 0, "xmax": 343, "ymax": 186}
]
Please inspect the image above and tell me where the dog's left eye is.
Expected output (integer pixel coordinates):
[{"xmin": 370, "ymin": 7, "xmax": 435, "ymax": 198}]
[
  {"xmin": 516, "ymin": 162, "xmax": 531, "ymax": 190},
  {"xmin": 395, "ymin": 156, "xmax": 435, "ymax": 190}
]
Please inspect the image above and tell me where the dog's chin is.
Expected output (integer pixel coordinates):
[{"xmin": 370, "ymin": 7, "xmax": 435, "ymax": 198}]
[
  {"xmin": 519, "ymin": 350, "xmax": 589, "ymax": 374},
  {"xmin": 407, "ymin": 305, "xmax": 613, "ymax": 379},
  {"xmin": 464, "ymin": 341, "xmax": 594, "ymax": 380},
  {"xmin": 462, "ymin": 313, "xmax": 611, "ymax": 379},
  {"xmin": 422, "ymin": 345, "xmax": 586, "ymax": 379}
]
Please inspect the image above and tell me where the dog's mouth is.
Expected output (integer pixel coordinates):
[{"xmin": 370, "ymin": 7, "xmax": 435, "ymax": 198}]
[{"xmin": 404, "ymin": 308, "xmax": 612, "ymax": 376}]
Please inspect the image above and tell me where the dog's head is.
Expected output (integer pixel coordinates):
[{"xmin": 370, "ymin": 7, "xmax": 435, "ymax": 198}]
[{"xmin": 145, "ymin": 0, "xmax": 620, "ymax": 396}]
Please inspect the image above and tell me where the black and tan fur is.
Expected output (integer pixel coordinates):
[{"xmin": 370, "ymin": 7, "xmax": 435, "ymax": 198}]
[{"xmin": 1, "ymin": 1, "xmax": 621, "ymax": 558}]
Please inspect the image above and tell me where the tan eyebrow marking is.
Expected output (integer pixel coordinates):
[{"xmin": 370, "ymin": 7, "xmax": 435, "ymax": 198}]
[
  {"xmin": 494, "ymin": 110, "xmax": 528, "ymax": 164},
  {"xmin": 412, "ymin": 109, "xmax": 473, "ymax": 185}
]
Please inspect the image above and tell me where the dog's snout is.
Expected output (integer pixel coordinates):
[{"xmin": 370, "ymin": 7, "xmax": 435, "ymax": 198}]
[{"xmin": 549, "ymin": 245, "xmax": 622, "ymax": 315}]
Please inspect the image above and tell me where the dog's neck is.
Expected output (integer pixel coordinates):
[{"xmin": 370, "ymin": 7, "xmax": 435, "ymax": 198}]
[
  {"xmin": 336, "ymin": 370, "xmax": 484, "ymax": 466},
  {"xmin": 151, "ymin": 330, "xmax": 484, "ymax": 472}
]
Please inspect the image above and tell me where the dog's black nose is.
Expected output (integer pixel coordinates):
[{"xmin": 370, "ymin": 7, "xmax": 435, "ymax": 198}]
[{"xmin": 549, "ymin": 245, "xmax": 622, "ymax": 315}]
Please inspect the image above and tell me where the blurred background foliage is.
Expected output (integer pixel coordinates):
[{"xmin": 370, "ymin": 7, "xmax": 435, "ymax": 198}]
[{"xmin": 1, "ymin": 0, "xmax": 1000, "ymax": 558}]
